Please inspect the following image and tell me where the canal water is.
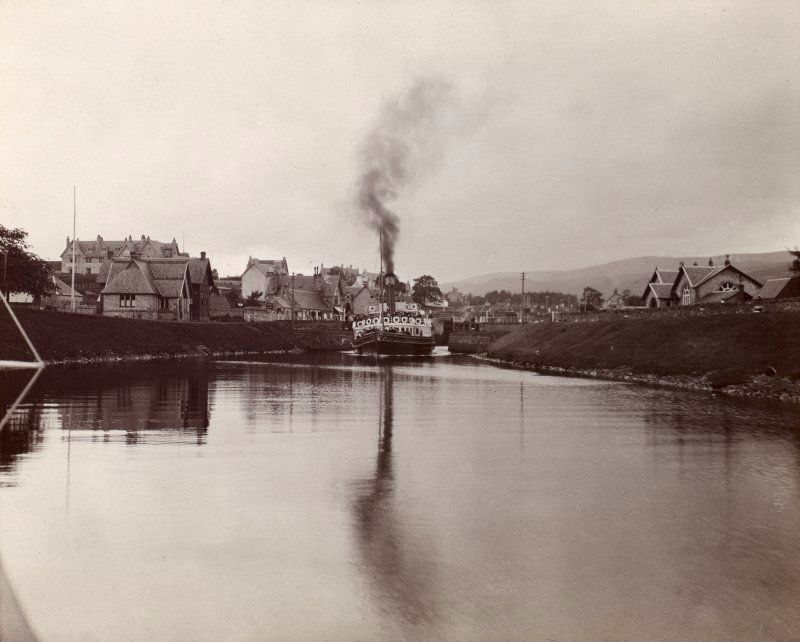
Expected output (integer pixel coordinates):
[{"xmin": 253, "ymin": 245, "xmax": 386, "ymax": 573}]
[{"xmin": 1, "ymin": 352, "xmax": 800, "ymax": 641}]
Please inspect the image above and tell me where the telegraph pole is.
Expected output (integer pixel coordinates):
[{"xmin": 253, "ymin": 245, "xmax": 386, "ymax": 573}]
[
  {"xmin": 71, "ymin": 186, "xmax": 77, "ymax": 312},
  {"xmin": 520, "ymin": 272, "xmax": 525, "ymax": 322}
]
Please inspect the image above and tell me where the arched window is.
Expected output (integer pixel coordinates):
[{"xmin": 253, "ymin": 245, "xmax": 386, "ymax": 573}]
[
  {"xmin": 682, "ymin": 285, "xmax": 691, "ymax": 305},
  {"xmin": 718, "ymin": 281, "xmax": 737, "ymax": 292}
]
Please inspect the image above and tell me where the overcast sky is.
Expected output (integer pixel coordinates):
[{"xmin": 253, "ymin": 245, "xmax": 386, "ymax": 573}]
[{"xmin": 2, "ymin": 1, "xmax": 798, "ymax": 281}]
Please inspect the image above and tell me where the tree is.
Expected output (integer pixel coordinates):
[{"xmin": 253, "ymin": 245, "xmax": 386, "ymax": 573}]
[
  {"xmin": 581, "ymin": 286, "xmax": 604, "ymax": 311},
  {"xmin": 411, "ymin": 275, "xmax": 443, "ymax": 306},
  {"xmin": 789, "ymin": 248, "xmax": 800, "ymax": 274},
  {"xmin": 211, "ymin": 268, "xmax": 219, "ymax": 280},
  {"xmin": 620, "ymin": 288, "xmax": 641, "ymax": 306},
  {"xmin": 245, "ymin": 290, "xmax": 263, "ymax": 307},
  {"xmin": 0, "ymin": 225, "xmax": 55, "ymax": 298}
]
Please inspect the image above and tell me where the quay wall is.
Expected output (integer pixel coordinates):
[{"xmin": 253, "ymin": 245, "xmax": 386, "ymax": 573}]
[{"xmin": 0, "ymin": 309, "xmax": 350, "ymax": 364}]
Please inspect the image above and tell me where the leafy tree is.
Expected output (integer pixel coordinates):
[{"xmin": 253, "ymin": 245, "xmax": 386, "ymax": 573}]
[
  {"xmin": 245, "ymin": 290, "xmax": 263, "ymax": 306},
  {"xmin": 580, "ymin": 286, "xmax": 604, "ymax": 311},
  {"xmin": 411, "ymin": 275, "xmax": 443, "ymax": 306},
  {"xmin": 0, "ymin": 225, "xmax": 55, "ymax": 298},
  {"xmin": 620, "ymin": 288, "xmax": 641, "ymax": 306},
  {"xmin": 211, "ymin": 268, "xmax": 219, "ymax": 279},
  {"xmin": 789, "ymin": 248, "xmax": 800, "ymax": 274}
]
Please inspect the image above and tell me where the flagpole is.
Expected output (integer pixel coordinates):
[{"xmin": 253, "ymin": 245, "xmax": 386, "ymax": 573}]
[{"xmin": 71, "ymin": 186, "xmax": 76, "ymax": 312}]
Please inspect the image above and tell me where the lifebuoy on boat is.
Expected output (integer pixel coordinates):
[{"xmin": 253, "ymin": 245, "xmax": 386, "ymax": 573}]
[
  {"xmin": 415, "ymin": 318, "xmax": 423, "ymax": 325},
  {"xmin": 401, "ymin": 317, "xmax": 408, "ymax": 324},
  {"xmin": 384, "ymin": 317, "xmax": 390, "ymax": 324},
  {"xmin": 393, "ymin": 316, "xmax": 400, "ymax": 324}
]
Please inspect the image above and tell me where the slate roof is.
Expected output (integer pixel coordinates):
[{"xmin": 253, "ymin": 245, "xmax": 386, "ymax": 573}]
[
  {"xmin": 655, "ymin": 269, "xmax": 679, "ymax": 284},
  {"xmin": 63, "ymin": 236, "xmax": 181, "ymax": 260},
  {"xmin": 187, "ymin": 257, "xmax": 213, "ymax": 286},
  {"xmin": 291, "ymin": 289, "xmax": 331, "ymax": 311},
  {"xmin": 52, "ymin": 276, "xmax": 80, "ymax": 297},
  {"xmin": 209, "ymin": 294, "xmax": 232, "ymax": 311},
  {"xmin": 698, "ymin": 290, "xmax": 752, "ymax": 304},
  {"xmin": 246, "ymin": 258, "xmax": 288, "ymax": 276},
  {"xmin": 757, "ymin": 278, "xmax": 791, "ymax": 299},
  {"xmin": 680, "ymin": 265, "xmax": 717, "ymax": 286},
  {"xmin": 102, "ymin": 258, "xmax": 189, "ymax": 298},
  {"xmin": 648, "ymin": 283, "xmax": 675, "ymax": 299}
]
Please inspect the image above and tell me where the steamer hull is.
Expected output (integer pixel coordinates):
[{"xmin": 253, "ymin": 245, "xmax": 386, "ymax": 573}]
[{"xmin": 352, "ymin": 331, "xmax": 436, "ymax": 355}]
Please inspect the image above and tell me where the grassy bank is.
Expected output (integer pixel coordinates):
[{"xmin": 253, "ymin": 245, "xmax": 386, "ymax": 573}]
[
  {"xmin": 487, "ymin": 312, "xmax": 800, "ymax": 386},
  {"xmin": 0, "ymin": 308, "xmax": 297, "ymax": 363}
]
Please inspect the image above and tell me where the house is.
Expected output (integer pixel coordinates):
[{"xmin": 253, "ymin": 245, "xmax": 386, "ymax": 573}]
[
  {"xmin": 345, "ymin": 284, "xmax": 378, "ymax": 315},
  {"xmin": 100, "ymin": 257, "xmax": 192, "ymax": 320},
  {"xmin": 642, "ymin": 268, "xmax": 680, "ymax": 308},
  {"xmin": 209, "ymin": 294, "xmax": 242, "ymax": 320},
  {"xmin": 756, "ymin": 276, "xmax": 800, "ymax": 300},
  {"xmin": 445, "ymin": 287, "xmax": 466, "ymax": 307},
  {"xmin": 38, "ymin": 275, "xmax": 81, "ymax": 309},
  {"xmin": 187, "ymin": 252, "xmax": 216, "ymax": 321},
  {"xmin": 60, "ymin": 235, "xmax": 184, "ymax": 275},
  {"xmin": 240, "ymin": 257, "xmax": 288, "ymax": 299},
  {"xmin": 672, "ymin": 257, "xmax": 761, "ymax": 305}
]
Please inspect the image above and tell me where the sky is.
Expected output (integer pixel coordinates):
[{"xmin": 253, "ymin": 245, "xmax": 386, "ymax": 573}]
[{"xmin": 1, "ymin": 0, "xmax": 798, "ymax": 282}]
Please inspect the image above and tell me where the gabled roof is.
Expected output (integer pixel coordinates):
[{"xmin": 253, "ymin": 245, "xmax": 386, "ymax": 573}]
[
  {"xmin": 62, "ymin": 236, "xmax": 181, "ymax": 260},
  {"xmin": 52, "ymin": 276, "xmax": 80, "ymax": 297},
  {"xmin": 692, "ymin": 263, "xmax": 762, "ymax": 289},
  {"xmin": 679, "ymin": 265, "xmax": 717, "ymax": 287},
  {"xmin": 209, "ymin": 294, "xmax": 232, "ymax": 311},
  {"xmin": 656, "ymin": 269, "xmax": 679, "ymax": 284},
  {"xmin": 757, "ymin": 278, "xmax": 791, "ymax": 299},
  {"xmin": 291, "ymin": 289, "xmax": 331, "ymax": 311},
  {"xmin": 245, "ymin": 258, "xmax": 288, "ymax": 277},
  {"xmin": 187, "ymin": 257, "xmax": 213, "ymax": 287},
  {"xmin": 102, "ymin": 261, "xmax": 159, "ymax": 295},
  {"xmin": 648, "ymin": 282, "xmax": 675, "ymax": 300},
  {"xmin": 101, "ymin": 258, "xmax": 189, "ymax": 298}
]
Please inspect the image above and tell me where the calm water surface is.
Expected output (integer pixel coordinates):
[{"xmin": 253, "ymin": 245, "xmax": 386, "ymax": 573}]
[{"xmin": 1, "ymin": 351, "xmax": 800, "ymax": 641}]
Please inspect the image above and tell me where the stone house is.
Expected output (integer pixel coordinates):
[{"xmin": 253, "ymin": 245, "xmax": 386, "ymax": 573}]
[
  {"xmin": 187, "ymin": 252, "xmax": 216, "ymax": 321},
  {"xmin": 100, "ymin": 257, "xmax": 192, "ymax": 320},
  {"xmin": 642, "ymin": 268, "xmax": 679, "ymax": 308},
  {"xmin": 240, "ymin": 257, "xmax": 288, "ymax": 300},
  {"xmin": 346, "ymin": 284, "xmax": 378, "ymax": 315},
  {"xmin": 672, "ymin": 258, "xmax": 761, "ymax": 305},
  {"xmin": 445, "ymin": 287, "xmax": 466, "ymax": 308},
  {"xmin": 60, "ymin": 235, "xmax": 183, "ymax": 275}
]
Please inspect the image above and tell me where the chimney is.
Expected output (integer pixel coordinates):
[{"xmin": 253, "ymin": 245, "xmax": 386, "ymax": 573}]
[
  {"xmin": 708, "ymin": 257, "xmax": 714, "ymax": 267},
  {"xmin": 200, "ymin": 251, "xmax": 206, "ymax": 259},
  {"xmin": 384, "ymin": 273, "xmax": 398, "ymax": 315},
  {"xmin": 693, "ymin": 262, "xmax": 698, "ymax": 266},
  {"xmin": 141, "ymin": 235, "xmax": 146, "ymax": 241},
  {"xmin": 724, "ymin": 254, "xmax": 731, "ymax": 266},
  {"xmin": 679, "ymin": 261, "xmax": 685, "ymax": 267},
  {"xmin": 66, "ymin": 235, "xmax": 70, "ymax": 246}
]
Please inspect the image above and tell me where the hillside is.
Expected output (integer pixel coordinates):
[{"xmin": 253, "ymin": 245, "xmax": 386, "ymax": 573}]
[{"xmin": 441, "ymin": 251, "xmax": 792, "ymax": 298}]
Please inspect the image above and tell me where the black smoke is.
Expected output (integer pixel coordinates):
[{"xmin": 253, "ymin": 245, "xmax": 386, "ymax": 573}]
[{"xmin": 356, "ymin": 77, "xmax": 454, "ymax": 274}]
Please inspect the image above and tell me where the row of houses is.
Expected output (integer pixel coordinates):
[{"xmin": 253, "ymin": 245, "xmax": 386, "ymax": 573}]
[
  {"xmin": 43, "ymin": 235, "xmax": 397, "ymax": 322},
  {"xmin": 641, "ymin": 255, "xmax": 800, "ymax": 309}
]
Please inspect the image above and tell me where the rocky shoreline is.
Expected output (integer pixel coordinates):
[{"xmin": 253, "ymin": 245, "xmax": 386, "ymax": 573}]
[{"xmin": 475, "ymin": 355, "xmax": 800, "ymax": 404}]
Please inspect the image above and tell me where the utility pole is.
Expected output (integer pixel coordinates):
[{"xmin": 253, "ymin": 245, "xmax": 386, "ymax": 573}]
[
  {"xmin": 71, "ymin": 186, "xmax": 77, "ymax": 312},
  {"xmin": 291, "ymin": 272, "xmax": 295, "ymax": 325},
  {"xmin": 520, "ymin": 272, "xmax": 526, "ymax": 323}
]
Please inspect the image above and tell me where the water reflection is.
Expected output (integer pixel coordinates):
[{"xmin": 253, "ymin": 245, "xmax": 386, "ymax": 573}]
[
  {"xmin": 351, "ymin": 366, "xmax": 440, "ymax": 633},
  {"xmin": 0, "ymin": 362, "xmax": 212, "ymax": 482}
]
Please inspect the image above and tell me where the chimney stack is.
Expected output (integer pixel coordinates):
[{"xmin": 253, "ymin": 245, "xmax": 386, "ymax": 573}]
[
  {"xmin": 200, "ymin": 251, "xmax": 206, "ymax": 260},
  {"xmin": 724, "ymin": 254, "xmax": 731, "ymax": 266},
  {"xmin": 708, "ymin": 257, "xmax": 714, "ymax": 267}
]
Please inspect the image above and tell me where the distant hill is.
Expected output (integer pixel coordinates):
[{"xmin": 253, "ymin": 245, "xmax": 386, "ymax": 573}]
[{"xmin": 441, "ymin": 251, "xmax": 793, "ymax": 299}]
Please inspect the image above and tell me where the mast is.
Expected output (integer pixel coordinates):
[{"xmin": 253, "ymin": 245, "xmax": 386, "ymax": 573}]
[
  {"xmin": 71, "ymin": 186, "xmax": 76, "ymax": 312},
  {"xmin": 378, "ymin": 225, "xmax": 384, "ymax": 321}
]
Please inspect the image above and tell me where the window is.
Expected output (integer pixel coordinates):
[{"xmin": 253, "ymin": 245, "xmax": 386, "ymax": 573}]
[
  {"xmin": 682, "ymin": 286, "xmax": 691, "ymax": 305},
  {"xmin": 120, "ymin": 294, "xmax": 136, "ymax": 307},
  {"xmin": 718, "ymin": 281, "xmax": 737, "ymax": 292}
]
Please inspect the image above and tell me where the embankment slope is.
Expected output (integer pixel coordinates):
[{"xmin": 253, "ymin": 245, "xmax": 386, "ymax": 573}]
[
  {"xmin": 487, "ymin": 312, "xmax": 800, "ymax": 386},
  {"xmin": 0, "ymin": 309, "xmax": 297, "ymax": 363}
]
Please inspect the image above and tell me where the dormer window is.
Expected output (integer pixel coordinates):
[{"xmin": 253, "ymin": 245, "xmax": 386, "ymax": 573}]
[{"xmin": 718, "ymin": 281, "xmax": 737, "ymax": 292}]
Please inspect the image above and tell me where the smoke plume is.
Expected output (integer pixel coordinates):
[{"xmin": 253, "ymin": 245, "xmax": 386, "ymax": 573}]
[{"xmin": 356, "ymin": 76, "xmax": 455, "ymax": 274}]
